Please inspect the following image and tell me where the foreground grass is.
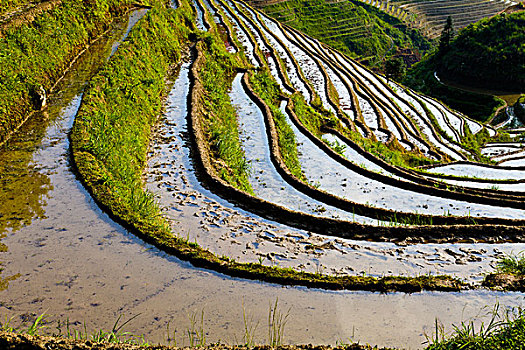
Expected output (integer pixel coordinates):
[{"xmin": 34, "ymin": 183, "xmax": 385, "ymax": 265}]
[
  {"xmin": 4, "ymin": 305, "xmax": 525, "ymax": 349},
  {"xmin": 0, "ymin": 0, "xmax": 135, "ymax": 145},
  {"xmin": 426, "ymin": 306, "xmax": 525, "ymax": 350}
]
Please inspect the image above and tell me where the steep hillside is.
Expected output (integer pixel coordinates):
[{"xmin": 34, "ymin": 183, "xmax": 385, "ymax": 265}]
[
  {"xmin": 245, "ymin": 0, "xmax": 431, "ymax": 66},
  {"xmin": 384, "ymin": 0, "xmax": 513, "ymax": 38},
  {"xmin": 436, "ymin": 11, "xmax": 525, "ymax": 91},
  {"xmin": 404, "ymin": 11, "xmax": 525, "ymax": 121}
]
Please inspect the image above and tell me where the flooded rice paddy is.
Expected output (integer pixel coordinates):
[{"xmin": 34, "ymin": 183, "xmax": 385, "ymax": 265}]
[{"xmin": 2, "ymin": 2, "xmax": 525, "ymax": 350}]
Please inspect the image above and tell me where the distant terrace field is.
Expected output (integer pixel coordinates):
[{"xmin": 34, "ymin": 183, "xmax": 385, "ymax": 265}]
[{"xmin": 364, "ymin": 0, "xmax": 515, "ymax": 38}]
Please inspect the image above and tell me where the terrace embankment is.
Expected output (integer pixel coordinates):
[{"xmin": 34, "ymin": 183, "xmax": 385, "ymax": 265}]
[
  {"xmin": 3, "ymin": 0, "xmax": 525, "ymax": 347},
  {"xmin": 0, "ymin": 0, "xmax": 138, "ymax": 148}
]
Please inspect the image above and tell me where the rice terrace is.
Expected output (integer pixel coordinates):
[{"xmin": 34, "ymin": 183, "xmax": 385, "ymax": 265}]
[{"xmin": 0, "ymin": 0, "xmax": 524, "ymax": 348}]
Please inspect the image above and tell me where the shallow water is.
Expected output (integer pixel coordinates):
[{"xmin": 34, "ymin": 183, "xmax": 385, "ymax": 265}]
[
  {"xmin": 426, "ymin": 163, "xmax": 525, "ymax": 180},
  {"xmin": 3, "ymin": 3, "xmax": 525, "ymax": 350},
  {"xmin": 230, "ymin": 74, "xmax": 366, "ymax": 222}
]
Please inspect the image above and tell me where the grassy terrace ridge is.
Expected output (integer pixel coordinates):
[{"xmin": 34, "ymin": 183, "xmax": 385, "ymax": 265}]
[
  {"xmin": 248, "ymin": 70, "xmax": 306, "ymax": 181},
  {"xmin": 255, "ymin": 0, "xmax": 431, "ymax": 67},
  {"xmin": 0, "ymin": 0, "xmax": 137, "ymax": 147},
  {"xmin": 196, "ymin": 30, "xmax": 253, "ymax": 193},
  {"xmin": 69, "ymin": 0, "xmax": 466, "ymax": 292}
]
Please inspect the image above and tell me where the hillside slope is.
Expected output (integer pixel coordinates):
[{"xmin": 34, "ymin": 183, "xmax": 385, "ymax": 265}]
[
  {"xmin": 246, "ymin": 0, "xmax": 431, "ymax": 66},
  {"xmin": 404, "ymin": 11, "xmax": 525, "ymax": 121},
  {"xmin": 436, "ymin": 11, "xmax": 525, "ymax": 91}
]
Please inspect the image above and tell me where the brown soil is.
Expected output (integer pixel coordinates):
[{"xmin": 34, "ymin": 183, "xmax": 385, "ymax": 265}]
[
  {"xmin": 0, "ymin": 332, "xmax": 393, "ymax": 350},
  {"xmin": 483, "ymin": 273, "xmax": 525, "ymax": 291}
]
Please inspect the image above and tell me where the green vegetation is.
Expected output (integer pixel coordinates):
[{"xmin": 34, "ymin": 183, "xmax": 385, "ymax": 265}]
[
  {"xmin": 404, "ymin": 58, "xmax": 505, "ymax": 122},
  {"xmin": 426, "ymin": 306, "xmax": 525, "ymax": 350},
  {"xmin": 404, "ymin": 12, "xmax": 525, "ymax": 122},
  {"xmin": 71, "ymin": 1, "xmax": 192, "ymax": 234},
  {"xmin": 261, "ymin": 0, "xmax": 430, "ymax": 67},
  {"xmin": 291, "ymin": 93, "xmax": 323, "ymax": 136},
  {"xmin": 436, "ymin": 12, "xmax": 525, "ymax": 92},
  {"xmin": 249, "ymin": 70, "xmax": 305, "ymax": 181},
  {"xmin": 1, "ymin": 313, "xmax": 150, "ymax": 345},
  {"xmin": 197, "ymin": 32, "xmax": 253, "ymax": 193},
  {"xmin": 0, "ymin": 0, "xmax": 36, "ymax": 16},
  {"xmin": 0, "ymin": 0, "xmax": 135, "ymax": 146},
  {"xmin": 496, "ymin": 253, "xmax": 525, "ymax": 276},
  {"xmin": 384, "ymin": 57, "xmax": 406, "ymax": 82}
]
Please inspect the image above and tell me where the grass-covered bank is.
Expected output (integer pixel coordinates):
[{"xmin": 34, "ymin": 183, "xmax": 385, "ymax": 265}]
[
  {"xmin": 71, "ymin": 0, "xmax": 193, "ymax": 238},
  {"xmin": 248, "ymin": 70, "xmax": 305, "ymax": 181},
  {"xmin": 69, "ymin": 0, "xmax": 464, "ymax": 293},
  {"xmin": 0, "ymin": 0, "xmax": 138, "ymax": 146},
  {"xmin": 196, "ymin": 31, "xmax": 253, "ymax": 193}
]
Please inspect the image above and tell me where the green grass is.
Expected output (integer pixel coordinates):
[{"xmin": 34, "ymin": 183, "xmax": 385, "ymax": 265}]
[
  {"xmin": 426, "ymin": 306, "xmax": 525, "ymax": 350},
  {"xmin": 1, "ymin": 313, "xmax": 150, "ymax": 345},
  {"xmin": 71, "ymin": 0, "xmax": 192, "ymax": 232},
  {"xmin": 0, "ymin": 0, "xmax": 39, "ymax": 16},
  {"xmin": 197, "ymin": 32, "xmax": 253, "ymax": 193},
  {"xmin": 248, "ymin": 70, "xmax": 305, "ymax": 181},
  {"xmin": 496, "ymin": 253, "xmax": 525, "ymax": 276},
  {"xmin": 0, "ymin": 0, "xmax": 135, "ymax": 145}
]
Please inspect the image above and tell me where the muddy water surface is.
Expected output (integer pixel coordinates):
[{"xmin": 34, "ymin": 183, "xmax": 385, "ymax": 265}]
[{"xmin": 2, "ymin": 7, "xmax": 525, "ymax": 350}]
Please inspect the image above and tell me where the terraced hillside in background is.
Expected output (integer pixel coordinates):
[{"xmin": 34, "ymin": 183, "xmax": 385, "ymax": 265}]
[
  {"xmin": 243, "ymin": 0, "xmax": 431, "ymax": 66},
  {"xmin": 404, "ymin": 11, "xmax": 525, "ymax": 122},
  {"xmin": 3, "ymin": 0, "xmax": 525, "ymax": 347},
  {"xmin": 363, "ymin": 0, "xmax": 516, "ymax": 38}
]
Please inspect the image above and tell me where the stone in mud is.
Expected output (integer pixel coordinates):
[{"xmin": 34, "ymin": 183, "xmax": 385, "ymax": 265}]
[{"xmin": 29, "ymin": 85, "xmax": 46, "ymax": 110}]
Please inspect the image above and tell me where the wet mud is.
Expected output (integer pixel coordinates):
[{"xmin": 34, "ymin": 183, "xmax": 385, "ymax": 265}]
[{"xmin": 3, "ymin": 3, "xmax": 525, "ymax": 350}]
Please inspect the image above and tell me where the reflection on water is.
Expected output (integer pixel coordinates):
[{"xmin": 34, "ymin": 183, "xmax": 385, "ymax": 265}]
[
  {"xmin": 0, "ymin": 11, "xmax": 138, "ymax": 289},
  {"xmin": 0, "ymin": 233, "xmax": 19, "ymax": 291},
  {"xmin": 0, "ymin": 112, "xmax": 53, "ymax": 233}
]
